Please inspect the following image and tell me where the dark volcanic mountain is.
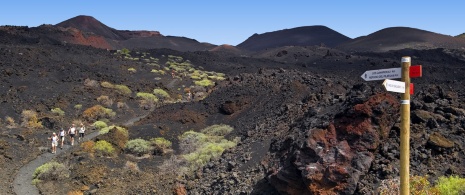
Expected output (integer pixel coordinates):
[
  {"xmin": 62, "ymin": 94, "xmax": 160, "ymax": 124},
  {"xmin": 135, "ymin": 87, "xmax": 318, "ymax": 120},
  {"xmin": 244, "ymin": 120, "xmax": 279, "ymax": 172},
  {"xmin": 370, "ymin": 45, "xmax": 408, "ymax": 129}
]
[
  {"xmin": 237, "ymin": 25, "xmax": 351, "ymax": 51},
  {"xmin": 337, "ymin": 27, "xmax": 465, "ymax": 52}
]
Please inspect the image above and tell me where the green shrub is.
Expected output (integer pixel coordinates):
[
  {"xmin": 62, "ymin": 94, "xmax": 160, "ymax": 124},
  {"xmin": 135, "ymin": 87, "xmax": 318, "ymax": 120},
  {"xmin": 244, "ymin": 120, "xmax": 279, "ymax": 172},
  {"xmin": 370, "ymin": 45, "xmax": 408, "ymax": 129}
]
[
  {"xmin": 195, "ymin": 79, "xmax": 214, "ymax": 87},
  {"xmin": 21, "ymin": 109, "xmax": 42, "ymax": 129},
  {"xmin": 32, "ymin": 161, "xmax": 69, "ymax": 185},
  {"xmin": 94, "ymin": 140, "xmax": 115, "ymax": 157},
  {"xmin": 435, "ymin": 175, "xmax": 465, "ymax": 195},
  {"xmin": 99, "ymin": 126, "xmax": 129, "ymax": 150},
  {"xmin": 120, "ymin": 48, "xmax": 130, "ymax": 55},
  {"xmin": 410, "ymin": 175, "xmax": 439, "ymax": 195},
  {"xmin": 74, "ymin": 104, "xmax": 82, "ymax": 110},
  {"xmin": 93, "ymin": 121, "xmax": 108, "ymax": 130},
  {"xmin": 114, "ymin": 84, "xmax": 132, "ymax": 96},
  {"xmin": 101, "ymin": 81, "xmax": 114, "ymax": 88},
  {"xmin": 153, "ymin": 88, "xmax": 170, "ymax": 99},
  {"xmin": 128, "ymin": 67, "xmax": 136, "ymax": 73},
  {"xmin": 151, "ymin": 69, "xmax": 165, "ymax": 75},
  {"xmin": 51, "ymin": 108, "xmax": 65, "ymax": 116},
  {"xmin": 125, "ymin": 138, "xmax": 153, "ymax": 156},
  {"xmin": 151, "ymin": 137, "xmax": 172, "ymax": 155},
  {"xmin": 179, "ymin": 125, "xmax": 238, "ymax": 172},
  {"xmin": 136, "ymin": 92, "xmax": 159, "ymax": 102},
  {"xmin": 200, "ymin": 124, "xmax": 233, "ymax": 136},
  {"xmin": 82, "ymin": 105, "xmax": 116, "ymax": 121}
]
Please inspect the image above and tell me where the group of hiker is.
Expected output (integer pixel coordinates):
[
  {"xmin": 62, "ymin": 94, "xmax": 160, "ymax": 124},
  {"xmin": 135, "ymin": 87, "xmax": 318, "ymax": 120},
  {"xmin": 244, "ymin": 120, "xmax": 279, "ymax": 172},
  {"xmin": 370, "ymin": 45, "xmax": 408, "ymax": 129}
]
[{"xmin": 48, "ymin": 123, "xmax": 86, "ymax": 154}]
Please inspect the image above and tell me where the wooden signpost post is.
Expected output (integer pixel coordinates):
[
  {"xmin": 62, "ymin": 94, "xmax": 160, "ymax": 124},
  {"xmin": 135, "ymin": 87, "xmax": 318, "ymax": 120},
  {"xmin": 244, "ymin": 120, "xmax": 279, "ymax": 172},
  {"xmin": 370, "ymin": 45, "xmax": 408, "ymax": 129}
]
[{"xmin": 361, "ymin": 57, "xmax": 422, "ymax": 195}]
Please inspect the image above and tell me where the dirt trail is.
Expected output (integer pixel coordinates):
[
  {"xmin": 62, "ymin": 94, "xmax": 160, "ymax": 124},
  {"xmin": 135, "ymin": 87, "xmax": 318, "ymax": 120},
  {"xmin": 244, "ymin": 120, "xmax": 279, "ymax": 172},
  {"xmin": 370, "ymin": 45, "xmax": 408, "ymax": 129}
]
[{"xmin": 13, "ymin": 113, "xmax": 150, "ymax": 195}]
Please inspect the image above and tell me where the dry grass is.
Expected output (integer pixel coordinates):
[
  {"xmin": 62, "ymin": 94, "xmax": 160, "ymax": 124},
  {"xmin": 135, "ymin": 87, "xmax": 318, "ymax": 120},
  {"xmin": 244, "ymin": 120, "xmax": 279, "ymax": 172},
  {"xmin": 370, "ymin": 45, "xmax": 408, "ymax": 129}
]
[{"xmin": 21, "ymin": 109, "xmax": 43, "ymax": 129}]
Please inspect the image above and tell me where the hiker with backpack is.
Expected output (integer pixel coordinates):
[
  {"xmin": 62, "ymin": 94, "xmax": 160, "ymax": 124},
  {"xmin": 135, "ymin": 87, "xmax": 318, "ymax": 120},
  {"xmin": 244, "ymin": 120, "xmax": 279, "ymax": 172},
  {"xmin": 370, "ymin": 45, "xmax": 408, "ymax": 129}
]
[{"xmin": 68, "ymin": 123, "xmax": 76, "ymax": 146}]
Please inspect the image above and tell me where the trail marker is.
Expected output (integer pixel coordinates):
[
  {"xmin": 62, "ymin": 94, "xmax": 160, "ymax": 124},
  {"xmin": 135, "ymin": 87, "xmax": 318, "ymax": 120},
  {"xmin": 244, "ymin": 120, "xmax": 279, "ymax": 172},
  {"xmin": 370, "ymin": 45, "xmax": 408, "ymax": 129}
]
[
  {"xmin": 361, "ymin": 67, "xmax": 401, "ymax": 81},
  {"xmin": 383, "ymin": 79, "xmax": 405, "ymax": 93},
  {"xmin": 361, "ymin": 57, "xmax": 422, "ymax": 195},
  {"xmin": 409, "ymin": 65, "xmax": 422, "ymax": 78}
]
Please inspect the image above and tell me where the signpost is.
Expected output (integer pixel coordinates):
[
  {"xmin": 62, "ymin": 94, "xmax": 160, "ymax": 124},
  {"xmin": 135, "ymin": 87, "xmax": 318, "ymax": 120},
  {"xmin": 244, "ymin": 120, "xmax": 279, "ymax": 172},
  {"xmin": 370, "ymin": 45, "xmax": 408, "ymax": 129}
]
[
  {"xmin": 383, "ymin": 79, "xmax": 405, "ymax": 93},
  {"xmin": 361, "ymin": 67, "xmax": 401, "ymax": 81},
  {"xmin": 362, "ymin": 57, "xmax": 422, "ymax": 195}
]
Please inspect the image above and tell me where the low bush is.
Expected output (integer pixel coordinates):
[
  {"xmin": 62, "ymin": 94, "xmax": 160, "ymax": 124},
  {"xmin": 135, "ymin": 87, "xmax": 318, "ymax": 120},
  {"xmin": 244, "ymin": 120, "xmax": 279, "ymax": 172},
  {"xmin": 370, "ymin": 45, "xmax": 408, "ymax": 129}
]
[
  {"xmin": 151, "ymin": 69, "xmax": 165, "ymax": 75},
  {"xmin": 80, "ymin": 140, "xmax": 95, "ymax": 153},
  {"xmin": 128, "ymin": 68, "xmax": 136, "ymax": 73},
  {"xmin": 32, "ymin": 161, "xmax": 69, "ymax": 185},
  {"xmin": 436, "ymin": 175, "xmax": 465, "ymax": 195},
  {"xmin": 92, "ymin": 121, "xmax": 107, "ymax": 130},
  {"xmin": 179, "ymin": 125, "xmax": 238, "ymax": 173},
  {"xmin": 136, "ymin": 92, "xmax": 159, "ymax": 102},
  {"xmin": 194, "ymin": 79, "xmax": 214, "ymax": 87},
  {"xmin": 82, "ymin": 105, "xmax": 116, "ymax": 121},
  {"xmin": 51, "ymin": 108, "xmax": 65, "ymax": 116},
  {"xmin": 151, "ymin": 137, "xmax": 172, "ymax": 155},
  {"xmin": 153, "ymin": 88, "xmax": 170, "ymax": 99},
  {"xmin": 410, "ymin": 175, "xmax": 439, "ymax": 195},
  {"xmin": 21, "ymin": 109, "xmax": 42, "ymax": 129},
  {"xmin": 125, "ymin": 138, "xmax": 153, "ymax": 156},
  {"xmin": 96, "ymin": 95, "xmax": 113, "ymax": 107},
  {"xmin": 84, "ymin": 78, "xmax": 99, "ymax": 88},
  {"xmin": 114, "ymin": 84, "xmax": 132, "ymax": 96},
  {"xmin": 74, "ymin": 104, "xmax": 82, "ymax": 110},
  {"xmin": 99, "ymin": 126, "xmax": 129, "ymax": 150},
  {"xmin": 100, "ymin": 81, "xmax": 114, "ymax": 88},
  {"xmin": 94, "ymin": 140, "xmax": 115, "ymax": 157},
  {"xmin": 200, "ymin": 124, "xmax": 233, "ymax": 136}
]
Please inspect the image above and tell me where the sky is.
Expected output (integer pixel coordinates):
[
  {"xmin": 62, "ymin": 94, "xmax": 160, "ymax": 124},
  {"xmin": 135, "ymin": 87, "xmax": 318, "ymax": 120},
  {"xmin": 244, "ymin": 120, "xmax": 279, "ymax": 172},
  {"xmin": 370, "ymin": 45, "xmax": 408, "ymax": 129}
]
[{"xmin": 2, "ymin": 1, "xmax": 464, "ymax": 46}]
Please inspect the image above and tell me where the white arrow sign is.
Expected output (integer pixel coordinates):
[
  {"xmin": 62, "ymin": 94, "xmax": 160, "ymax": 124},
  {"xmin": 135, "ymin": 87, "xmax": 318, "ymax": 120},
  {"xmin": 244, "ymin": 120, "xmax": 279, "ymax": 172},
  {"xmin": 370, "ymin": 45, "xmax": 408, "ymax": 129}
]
[
  {"xmin": 361, "ymin": 67, "xmax": 401, "ymax": 81},
  {"xmin": 383, "ymin": 79, "xmax": 405, "ymax": 93}
]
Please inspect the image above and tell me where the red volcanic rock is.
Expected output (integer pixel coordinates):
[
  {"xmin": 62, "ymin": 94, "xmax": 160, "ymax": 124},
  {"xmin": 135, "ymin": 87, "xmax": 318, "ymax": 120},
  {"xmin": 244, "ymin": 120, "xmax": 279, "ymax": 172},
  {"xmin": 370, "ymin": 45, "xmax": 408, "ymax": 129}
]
[{"xmin": 267, "ymin": 93, "xmax": 400, "ymax": 194}]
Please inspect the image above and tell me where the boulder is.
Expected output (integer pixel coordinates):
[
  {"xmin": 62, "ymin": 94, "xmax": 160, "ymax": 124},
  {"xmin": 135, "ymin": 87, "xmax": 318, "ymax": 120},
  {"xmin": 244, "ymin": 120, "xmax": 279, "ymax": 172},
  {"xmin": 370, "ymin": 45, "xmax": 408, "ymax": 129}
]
[
  {"xmin": 428, "ymin": 132, "xmax": 454, "ymax": 148},
  {"xmin": 266, "ymin": 93, "xmax": 400, "ymax": 194}
]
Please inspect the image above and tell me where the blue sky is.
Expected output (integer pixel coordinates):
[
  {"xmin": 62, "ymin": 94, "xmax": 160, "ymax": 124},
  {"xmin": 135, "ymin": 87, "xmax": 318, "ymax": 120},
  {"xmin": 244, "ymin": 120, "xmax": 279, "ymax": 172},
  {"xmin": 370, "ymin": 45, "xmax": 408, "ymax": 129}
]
[{"xmin": 1, "ymin": 1, "xmax": 464, "ymax": 46}]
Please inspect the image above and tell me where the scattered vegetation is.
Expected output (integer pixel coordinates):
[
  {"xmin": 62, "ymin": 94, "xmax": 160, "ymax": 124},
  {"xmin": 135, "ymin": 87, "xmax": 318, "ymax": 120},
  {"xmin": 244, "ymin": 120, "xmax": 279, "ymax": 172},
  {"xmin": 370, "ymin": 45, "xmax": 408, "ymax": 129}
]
[
  {"xmin": 378, "ymin": 175, "xmax": 465, "ymax": 195},
  {"xmin": 136, "ymin": 92, "xmax": 159, "ymax": 108},
  {"xmin": 92, "ymin": 121, "xmax": 108, "ymax": 130},
  {"xmin": 99, "ymin": 126, "xmax": 129, "ymax": 150},
  {"xmin": 51, "ymin": 108, "xmax": 65, "ymax": 116},
  {"xmin": 194, "ymin": 79, "xmax": 214, "ymax": 87},
  {"xmin": 100, "ymin": 81, "xmax": 132, "ymax": 96},
  {"xmin": 74, "ymin": 104, "xmax": 82, "ymax": 110},
  {"xmin": 32, "ymin": 161, "xmax": 69, "ymax": 185},
  {"xmin": 128, "ymin": 68, "xmax": 136, "ymax": 73},
  {"xmin": 151, "ymin": 137, "xmax": 173, "ymax": 155},
  {"xmin": 80, "ymin": 140, "xmax": 95, "ymax": 154},
  {"xmin": 436, "ymin": 175, "xmax": 465, "ymax": 195},
  {"xmin": 96, "ymin": 95, "xmax": 113, "ymax": 107},
  {"xmin": 21, "ymin": 109, "xmax": 42, "ymax": 129},
  {"xmin": 153, "ymin": 88, "xmax": 170, "ymax": 100},
  {"xmin": 125, "ymin": 138, "xmax": 153, "ymax": 156},
  {"xmin": 82, "ymin": 105, "xmax": 116, "ymax": 121},
  {"xmin": 179, "ymin": 124, "xmax": 238, "ymax": 172},
  {"xmin": 94, "ymin": 140, "xmax": 116, "ymax": 157}
]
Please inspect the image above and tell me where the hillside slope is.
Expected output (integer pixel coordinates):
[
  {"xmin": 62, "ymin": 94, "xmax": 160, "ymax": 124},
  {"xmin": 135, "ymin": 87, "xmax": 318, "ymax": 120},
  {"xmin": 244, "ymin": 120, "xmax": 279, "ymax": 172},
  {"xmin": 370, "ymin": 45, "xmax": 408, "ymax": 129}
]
[
  {"xmin": 237, "ymin": 26, "xmax": 351, "ymax": 51},
  {"xmin": 337, "ymin": 27, "xmax": 465, "ymax": 52}
]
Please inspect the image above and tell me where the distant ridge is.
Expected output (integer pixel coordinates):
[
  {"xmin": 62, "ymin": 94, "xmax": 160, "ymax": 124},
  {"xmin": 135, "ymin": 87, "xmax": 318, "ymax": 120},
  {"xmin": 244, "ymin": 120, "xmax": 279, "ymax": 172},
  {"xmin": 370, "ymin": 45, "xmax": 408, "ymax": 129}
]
[
  {"xmin": 237, "ymin": 26, "xmax": 351, "ymax": 51},
  {"xmin": 337, "ymin": 27, "xmax": 465, "ymax": 52}
]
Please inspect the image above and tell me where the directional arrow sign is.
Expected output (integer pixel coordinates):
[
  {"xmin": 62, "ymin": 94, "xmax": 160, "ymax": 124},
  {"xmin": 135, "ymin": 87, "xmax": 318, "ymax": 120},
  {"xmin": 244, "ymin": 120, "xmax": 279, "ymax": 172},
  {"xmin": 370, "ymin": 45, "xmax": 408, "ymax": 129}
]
[
  {"xmin": 361, "ymin": 68, "xmax": 401, "ymax": 81},
  {"xmin": 383, "ymin": 79, "xmax": 405, "ymax": 93}
]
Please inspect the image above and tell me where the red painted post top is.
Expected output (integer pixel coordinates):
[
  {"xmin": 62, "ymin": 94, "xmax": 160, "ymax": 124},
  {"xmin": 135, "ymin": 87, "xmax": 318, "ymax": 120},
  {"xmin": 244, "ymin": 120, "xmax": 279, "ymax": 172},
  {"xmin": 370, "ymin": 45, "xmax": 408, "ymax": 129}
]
[{"xmin": 410, "ymin": 65, "xmax": 422, "ymax": 78}]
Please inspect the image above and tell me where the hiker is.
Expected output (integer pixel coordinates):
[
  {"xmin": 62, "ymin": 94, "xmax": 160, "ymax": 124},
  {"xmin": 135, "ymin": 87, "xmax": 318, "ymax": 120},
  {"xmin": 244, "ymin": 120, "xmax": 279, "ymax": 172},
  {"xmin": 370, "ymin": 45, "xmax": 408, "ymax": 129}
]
[
  {"xmin": 187, "ymin": 91, "xmax": 192, "ymax": 102},
  {"xmin": 171, "ymin": 69, "xmax": 176, "ymax": 78},
  {"xmin": 68, "ymin": 123, "xmax": 76, "ymax": 146},
  {"xmin": 78, "ymin": 123, "xmax": 86, "ymax": 142},
  {"xmin": 48, "ymin": 132, "xmax": 58, "ymax": 154},
  {"xmin": 59, "ymin": 128, "xmax": 66, "ymax": 149}
]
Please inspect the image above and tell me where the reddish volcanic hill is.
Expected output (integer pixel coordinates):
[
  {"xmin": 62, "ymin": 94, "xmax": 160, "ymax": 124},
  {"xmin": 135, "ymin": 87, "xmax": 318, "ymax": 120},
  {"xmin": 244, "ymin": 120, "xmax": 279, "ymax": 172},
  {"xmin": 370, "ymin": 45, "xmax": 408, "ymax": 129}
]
[
  {"xmin": 337, "ymin": 27, "xmax": 465, "ymax": 52},
  {"xmin": 56, "ymin": 15, "xmax": 127, "ymax": 40},
  {"xmin": 237, "ymin": 26, "xmax": 351, "ymax": 51}
]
